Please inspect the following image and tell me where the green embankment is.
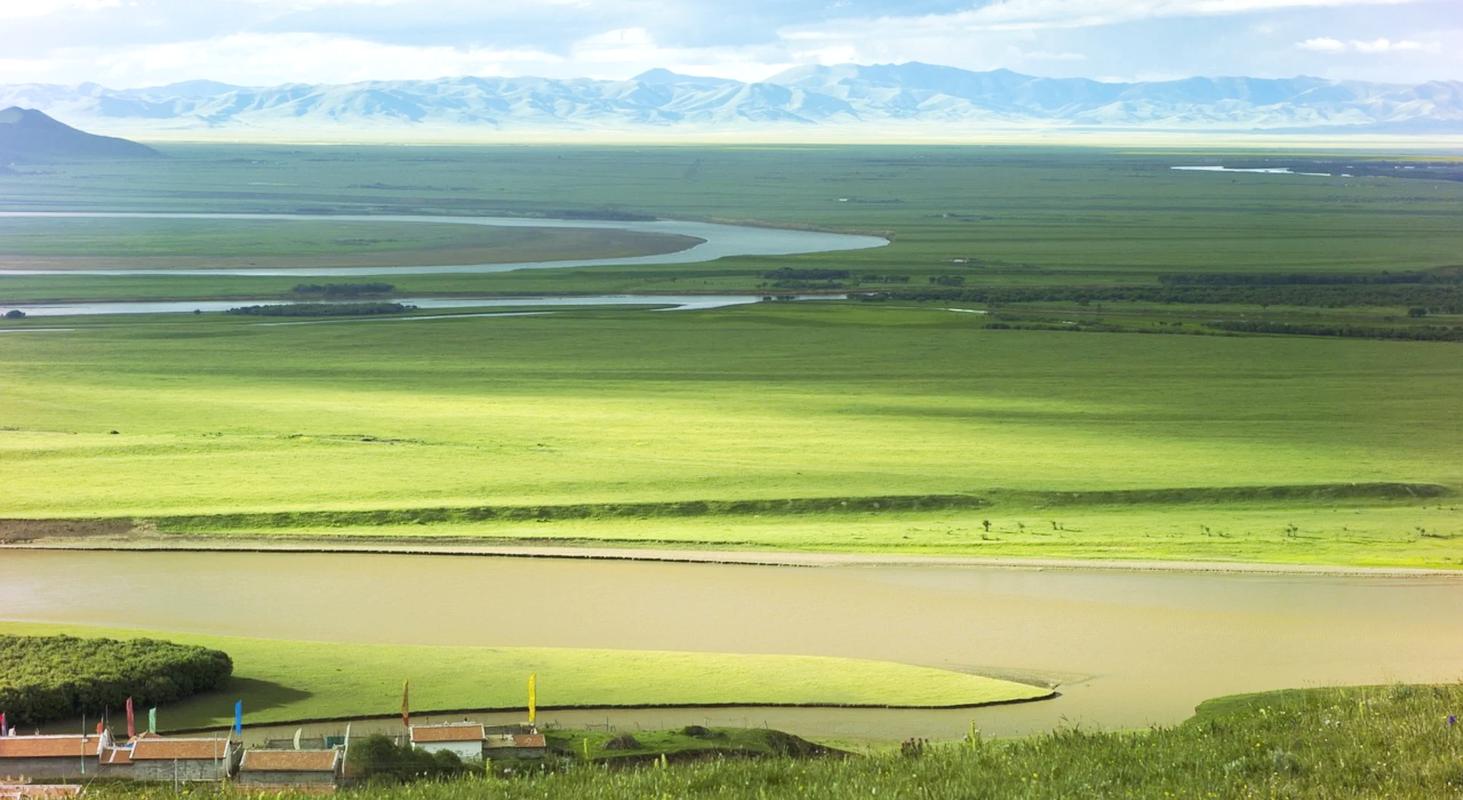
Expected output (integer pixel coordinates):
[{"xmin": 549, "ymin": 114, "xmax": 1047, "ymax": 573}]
[
  {"xmin": 88, "ymin": 684, "xmax": 1463, "ymax": 798},
  {"xmin": 0, "ymin": 623, "xmax": 1050, "ymax": 730}
]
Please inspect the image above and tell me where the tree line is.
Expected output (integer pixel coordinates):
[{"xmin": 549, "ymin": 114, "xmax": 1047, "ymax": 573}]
[
  {"xmin": 0, "ymin": 635, "xmax": 233, "ymax": 726},
  {"xmin": 290, "ymin": 283, "xmax": 396, "ymax": 297},
  {"xmin": 226, "ymin": 302, "xmax": 416, "ymax": 317},
  {"xmin": 859, "ymin": 284, "xmax": 1463, "ymax": 312}
]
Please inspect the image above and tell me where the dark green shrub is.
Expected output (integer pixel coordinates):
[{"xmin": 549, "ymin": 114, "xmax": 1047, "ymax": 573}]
[{"xmin": 0, "ymin": 635, "xmax": 232, "ymax": 726}]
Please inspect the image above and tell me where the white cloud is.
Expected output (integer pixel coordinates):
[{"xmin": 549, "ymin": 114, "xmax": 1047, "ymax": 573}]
[
  {"xmin": 1296, "ymin": 35, "xmax": 1438, "ymax": 53},
  {"xmin": 0, "ymin": 0, "xmax": 123, "ymax": 20},
  {"xmin": 1350, "ymin": 36, "xmax": 1432, "ymax": 52},
  {"xmin": 784, "ymin": 0, "xmax": 1423, "ymax": 38},
  {"xmin": 6, "ymin": 33, "xmax": 561, "ymax": 86},
  {"xmin": 1297, "ymin": 36, "xmax": 1347, "ymax": 51}
]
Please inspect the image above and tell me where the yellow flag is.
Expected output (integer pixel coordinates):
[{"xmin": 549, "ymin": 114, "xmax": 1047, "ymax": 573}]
[{"xmin": 527, "ymin": 673, "xmax": 537, "ymax": 725}]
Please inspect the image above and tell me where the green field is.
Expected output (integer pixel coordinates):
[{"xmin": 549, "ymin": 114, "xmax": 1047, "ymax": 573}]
[
  {"xmin": 0, "ymin": 622, "xmax": 1050, "ymax": 730},
  {"xmin": 0, "ymin": 145, "xmax": 1459, "ymax": 568},
  {"xmin": 1, "ymin": 302, "xmax": 1460, "ymax": 566}
]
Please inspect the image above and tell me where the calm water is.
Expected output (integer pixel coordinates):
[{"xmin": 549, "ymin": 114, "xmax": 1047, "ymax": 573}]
[
  {"xmin": 0, "ymin": 294, "xmax": 838, "ymax": 318},
  {"xmin": 6, "ymin": 550, "xmax": 1462, "ymax": 740},
  {"xmin": 0, "ymin": 212, "xmax": 888, "ymax": 277}
]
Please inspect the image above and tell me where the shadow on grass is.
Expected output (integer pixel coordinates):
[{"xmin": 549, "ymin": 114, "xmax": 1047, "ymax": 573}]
[{"xmin": 160, "ymin": 677, "xmax": 314, "ymax": 732}]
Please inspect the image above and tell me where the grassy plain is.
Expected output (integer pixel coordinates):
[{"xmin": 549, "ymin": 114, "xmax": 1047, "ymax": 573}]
[
  {"xmin": 0, "ymin": 302, "xmax": 1459, "ymax": 566},
  {"xmin": 90, "ymin": 683, "xmax": 1463, "ymax": 798},
  {"xmin": 0, "ymin": 146, "xmax": 1459, "ymax": 567},
  {"xmin": 0, "ymin": 622, "xmax": 1050, "ymax": 729}
]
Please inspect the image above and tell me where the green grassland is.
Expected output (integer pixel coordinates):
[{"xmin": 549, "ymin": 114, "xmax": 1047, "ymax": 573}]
[
  {"xmin": 0, "ymin": 216, "xmax": 697, "ymax": 271},
  {"xmin": 1, "ymin": 302, "xmax": 1459, "ymax": 566},
  {"xmin": 89, "ymin": 683, "xmax": 1463, "ymax": 798},
  {"xmin": 0, "ymin": 622, "xmax": 1050, "ymax": 730},
  {"xmin": 0, "ymin": 145, "xmax": 1459, "ymax": 567}
]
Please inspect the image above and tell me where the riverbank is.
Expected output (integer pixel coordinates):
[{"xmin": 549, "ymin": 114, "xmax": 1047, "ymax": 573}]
[{"xmin": 7, "ymin": 536, "xmax": 1463, "ymax": 577}]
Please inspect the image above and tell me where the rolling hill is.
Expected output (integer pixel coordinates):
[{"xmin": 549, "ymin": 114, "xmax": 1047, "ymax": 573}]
[{"xmin": 0, "ymin": 107, "xmax": 159, "ymax": 161}]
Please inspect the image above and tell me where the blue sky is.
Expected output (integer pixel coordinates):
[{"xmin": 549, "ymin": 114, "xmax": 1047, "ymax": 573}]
[{"xmin": 2, "ymin": 0, "xmax": 1457, "ymax": 87}]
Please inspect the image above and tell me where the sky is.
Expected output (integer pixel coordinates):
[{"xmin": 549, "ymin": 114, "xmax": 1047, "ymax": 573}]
[{"xmin": 0, "ymin": 0, "xmax": 1458, "ymax": 88}]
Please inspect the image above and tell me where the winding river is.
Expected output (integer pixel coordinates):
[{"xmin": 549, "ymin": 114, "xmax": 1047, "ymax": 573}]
[
  {"xmin": 5, "ymin": 550, "xmax": 1462, "ymax": 742},
  {"xmin": 0, "ymin": 212, "xmax": 889, "ymax": 277},
  {"xmin": 0, "ymin": 294, "xmax": 840, "ymax": 318}
]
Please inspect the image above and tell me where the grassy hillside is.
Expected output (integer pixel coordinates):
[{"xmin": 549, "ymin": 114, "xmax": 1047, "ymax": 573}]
[
  {"xmin": 89, "ymin": 683, "xmax": 1463, "ymax": 798},
  {"xmin": 0, "ymin": 623, "xmax": 1050, "ymax": 731}
]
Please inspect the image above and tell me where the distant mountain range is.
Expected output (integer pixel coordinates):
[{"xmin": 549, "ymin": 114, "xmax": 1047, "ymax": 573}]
[
  {"xmin": 2, "ymin": 63, "xmax": 1459, "ymax": 139},
  {"xmin": 0, "ymin": 106, "xmax": 158, "ymax": 161}
]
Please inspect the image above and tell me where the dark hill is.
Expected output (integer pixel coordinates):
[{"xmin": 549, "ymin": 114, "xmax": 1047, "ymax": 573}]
[{"xmin": 0, "ymin": 107, "xmax": 159, "ymax": 162}]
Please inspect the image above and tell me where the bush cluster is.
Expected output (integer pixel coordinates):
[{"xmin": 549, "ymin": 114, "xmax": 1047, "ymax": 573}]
[
  {"xmin": 347, "ymin": 735, "xmax": 471, "ymax": 783},
  {"xmin": 0, "ymin": 635, "xmax": 233, "ymax": 726},
  {"xmin": 860, "ymin": 283, "xmax": 1463, "ymax": 312},
  {"xmin": 290, "ymin": 283, "xmax": 396, "ymax": 297},
  {"xmin": 225, "ymin": 302, "xmax": 416, "ymax": 317}
]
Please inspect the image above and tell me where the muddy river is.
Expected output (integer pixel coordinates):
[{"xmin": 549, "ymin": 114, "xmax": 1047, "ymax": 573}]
[{"xmin": 4, "ymin": 550, "xmax": 1461, "ymax": 741}]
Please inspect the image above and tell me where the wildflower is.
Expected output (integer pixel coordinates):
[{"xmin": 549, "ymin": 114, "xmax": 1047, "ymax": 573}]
[{"xmin": 1448, "ymin": 714, "xmax": 1457, "ymax": 728}]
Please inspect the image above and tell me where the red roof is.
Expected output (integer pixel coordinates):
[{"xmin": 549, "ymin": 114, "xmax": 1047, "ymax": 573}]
[
  {"xmin": 410, "ymin": 724, "xmax": 484, "ymax": 743},
  {"xmin": 240, "ymin": 750, "xmax": 339, "ymax": 773},
  {"xmin": 130, "ymin": 738, "xmax": 229, "ymax": 761},
  {"xmin": 0, "ymin": 736, "xmax": 100, "ymax": 759}
]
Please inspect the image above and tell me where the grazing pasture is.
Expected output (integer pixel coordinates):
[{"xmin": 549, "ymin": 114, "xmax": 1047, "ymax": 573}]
[{"xmin": 0, "ymin": 302, "xmax": 1458, "ymax": 565}]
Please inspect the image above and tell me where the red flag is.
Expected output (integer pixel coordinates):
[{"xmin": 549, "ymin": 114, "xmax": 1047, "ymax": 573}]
[
  {"xmin": 1, "ymin": 712, "xmax": 6, "ymax": 736},
  {"xmin": 96, "ymin": 720, "xmax": 104, "ymax": 735},
  {"xmin": 125, "ymin": 697, "xmax": 135, "ymax": 739}
]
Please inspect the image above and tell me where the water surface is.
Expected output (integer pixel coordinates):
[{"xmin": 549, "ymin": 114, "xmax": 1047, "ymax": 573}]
[
  {"xmin": 5, "ymin": 550, "xmax": 1460, "ymax": 740},
  {"xmin": 0, "ymin": 212, "xmax": 888, "ymax": 277}
]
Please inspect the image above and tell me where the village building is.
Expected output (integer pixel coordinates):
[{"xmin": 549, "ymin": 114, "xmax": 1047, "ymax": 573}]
[
  {"xmin": 483, "ymin": 731, "xmax": 547, "ymax": 759},
  {"xmin": 96, "ymin": 744, "xmax": 134, "ymax": 779},
  {"xmin": 236, "ymin": 749, "xmax": 341, "ymax": 792},
  {"xmin": 408, "ymin": 723, "xmax": 485, "ymax": 762},
  {"xmin": 127, "ymin": 736, "xmax": 234, "ymax": 783},
  {"xmin": 0, "ymin": 736, "xmax": 103, "ymax": 782}
]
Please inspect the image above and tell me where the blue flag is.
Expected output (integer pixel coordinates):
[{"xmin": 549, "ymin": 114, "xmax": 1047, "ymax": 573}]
[{"xmin": 232, "ymin": 701, "xmax": 243, "ymax": 735}]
